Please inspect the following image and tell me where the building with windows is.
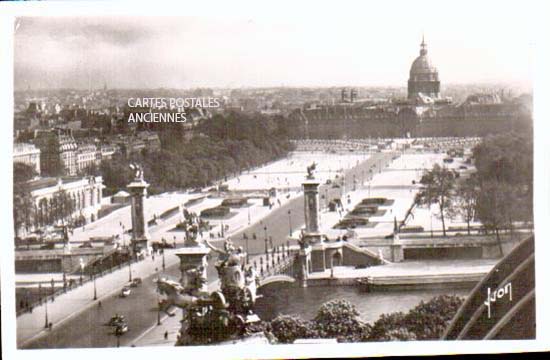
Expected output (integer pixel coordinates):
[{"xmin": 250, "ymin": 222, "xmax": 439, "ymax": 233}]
[
  {"xmin": 288, "ymin": 36, "xmax": 531, "ymax": 139},
  {"xmin": 34, "ymin": 130, "xmax": 78, "ymax": 176},
  {"xmin": 29, "ymin": 175, "xmax": 104, "ymax": 229},
  {"xmin": 408, "ymin": 36, "xmax": 440, "ymax": 101},
  {"xmin": 76, "ymin": 143, "xmax": 98, "ymax": 173},
  {"xmin": 13, "ymin": 142, "xmax": 41, "ymax": 175}
]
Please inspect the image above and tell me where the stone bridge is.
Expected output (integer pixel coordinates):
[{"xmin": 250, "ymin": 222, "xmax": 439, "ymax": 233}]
[{"xmin": 253, "ymin": 241, "xmax": 386, "ymax": 288}]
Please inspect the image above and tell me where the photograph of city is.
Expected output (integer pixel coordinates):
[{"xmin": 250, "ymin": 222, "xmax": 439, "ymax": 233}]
[{"xmin": 10, "ymin": 9, "xmax": 535, "ymax": 354}]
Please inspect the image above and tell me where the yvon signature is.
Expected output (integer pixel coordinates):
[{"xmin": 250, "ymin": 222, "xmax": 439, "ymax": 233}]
[{"xmin": 484, "ymin": 283, "xmax": 512, "ymax": 319}]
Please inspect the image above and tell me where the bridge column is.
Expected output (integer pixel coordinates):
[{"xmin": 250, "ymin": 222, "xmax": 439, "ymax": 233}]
[
  {"xmin": 127, "ymin": 176, "xmax": 150, "ymax": 256},
  {"xmin": 303, "ymin": 179, "xmax": 320, "ymax": 234}
]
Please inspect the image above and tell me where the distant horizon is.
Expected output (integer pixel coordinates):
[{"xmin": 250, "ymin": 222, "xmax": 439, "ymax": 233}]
[{"xmin": 13, "ymin": 80, "xmax": 533, "ymax": 93}]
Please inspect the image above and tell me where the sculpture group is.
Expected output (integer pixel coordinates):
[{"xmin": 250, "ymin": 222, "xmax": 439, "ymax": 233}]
[{"xmin": 156, "ymin": 237, "xmax": 260, "ymax": 345}]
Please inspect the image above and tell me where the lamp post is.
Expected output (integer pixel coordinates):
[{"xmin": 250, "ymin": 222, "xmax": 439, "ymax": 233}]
[
  {"xmin": 263, "ymin": 226, "xmax": 268, "ymax": 254},
  {"xmin": 245, "ymin": 234, "xmax": 249, "ymax": 265},
  {"xmin": 287, "ymin": 210, "xmax": 292, "ymax": 237},
  {"xmin": 44, "ymin": 289, "xmax": 49, "ymax": 329},
  {"xmin": 128, "ymin": 256, "xmax": 132, "ymax": 282},
  {"xmin": 93, "ymin": 268, "xmax": 97, "ymax": 300},
  {"xmin": 157, "ymin": 289, "xmax": 161, "ymax": 326},
  {"xmin": 79, "ymin": 258, "xmax": 84, "ymax": 285}
]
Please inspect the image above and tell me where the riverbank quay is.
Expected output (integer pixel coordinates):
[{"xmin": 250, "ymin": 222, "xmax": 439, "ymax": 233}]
[{"xmin": 306, "ymin": 259, "xmax": 497, "ymax": 290}]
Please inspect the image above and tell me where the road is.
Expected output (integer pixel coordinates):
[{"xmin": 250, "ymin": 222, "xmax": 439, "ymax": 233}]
[{"xmin": 22, "ymin": 151, "xmax": 394, "ymax": 349}]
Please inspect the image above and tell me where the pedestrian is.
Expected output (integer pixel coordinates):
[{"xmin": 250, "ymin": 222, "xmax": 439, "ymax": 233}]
[
  {"xmin": 49, "ymin": 322, "xmax": 53, "ymax": 331},
  {"xmin": 164, "ymin": 331, "xmax": 168, "ymax": 340},
  {"xmin": 98, "ymin": 301, "xmax": 102, "ymax": 308}
]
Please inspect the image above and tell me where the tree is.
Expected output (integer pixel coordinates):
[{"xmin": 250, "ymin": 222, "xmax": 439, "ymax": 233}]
[
  {"xmin": 473, "ymin": 132, "xmax": 533, "ymax": 187},
  {"xmin": 14, "ymin": 182, "xmax": 34, "ymax": 238},
  {"xmin": 14, "ymin": 162, "xmax": 37, "ymax": 182},
  {"xmin": 416, "ymin": 164, "xmax": 456, "ymax": 236},
  {"xmin": 476, "ymin": 180, "xmax": 521, "ymax": 256},
  {"xmin": 313, "ymin": 299, "xmax": 370, "ymax": 342},
  {"xmin": 367, "ymin": 295, "xmax": 463, "ymax": 341},
  {"xmin": 450, "ymin": 177, "xmax": 479, "ymax": 235},
  {"xmin": 13, "ymin": 163, "xmax": 37, "ymax": 238},
  {"xmin": 402, "ymin": 295, "xmax": 463, "ymax": 340},
  {"xmin": 42, "ymin": 136, "xmax": 64, "ymax": 177},
  {"xmin": 270, "ymin": 315, "xmax": 318, "ymax": 343},
  {"xmin": 51, "ymin": 189, "xmax": 74, "ymax": 225},
  {"xmin": 367, "ymin": 312, "xmax": 407, "ymax": 341}
]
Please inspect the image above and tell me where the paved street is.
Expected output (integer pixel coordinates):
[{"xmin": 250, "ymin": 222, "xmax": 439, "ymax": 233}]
[{"xmin": 19, "ymin": 151, "xmax": 393, "ymax": 349}]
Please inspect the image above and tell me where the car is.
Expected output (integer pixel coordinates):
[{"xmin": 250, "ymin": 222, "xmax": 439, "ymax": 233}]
[
  {"xmin": 107, "ymin": 315, "xmax": 126, "ymax": 326},
  {"xmin": 130, "ymin": 278, "xmax": 142, "ymax": 287},
  {"xmin": 459, "ymin": 165, "xmax": 468, "ymax": 170},
  {"xmin": 116, "ymin": 323, "xmax": 128, "ymax": 334},
  {"xmin": 120, "ymin": 286, "xmax": 131, "ymax": 298}
]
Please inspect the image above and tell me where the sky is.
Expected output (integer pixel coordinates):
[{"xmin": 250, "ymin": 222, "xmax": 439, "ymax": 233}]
[{"xmin": 13, "ymin": 2, "xmax": 536, "ymax": 90}]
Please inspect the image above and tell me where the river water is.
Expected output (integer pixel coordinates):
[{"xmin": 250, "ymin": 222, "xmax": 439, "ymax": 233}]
[{"xmin": 254, "ymin": 284, "xmax": 471, "ymax": 324}]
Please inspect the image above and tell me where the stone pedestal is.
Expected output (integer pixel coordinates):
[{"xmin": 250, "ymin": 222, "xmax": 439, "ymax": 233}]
[
  {"xmin": 128, "ymin": 179, "xmax": 150, "ymax": 255},
  {"xmin": 390, "ymin": 244, "xmax": 404, "ymax": 262},
  {"xmin": 297, "ymin": 247, "xmax": 312, "ymax": 288},
  {"xmin": 175, "ymin": 244, "xmax": 210, "ymax": 293},
  {"xmin": 390, "ymin": 233, "xmax": 404, "ymax": 262}
]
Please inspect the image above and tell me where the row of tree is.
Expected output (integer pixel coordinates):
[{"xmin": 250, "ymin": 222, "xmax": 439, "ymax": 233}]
[
  {"xmin": 101, "ymin": 112, "xmax": 294, "ymax": 195},
  {"xmin": 254, "ymin": 295, "xmax": 464, "ymax": 343},
  {"xmin": 415, "ymin": 132, "xmax": 533, "ymax": 254}
]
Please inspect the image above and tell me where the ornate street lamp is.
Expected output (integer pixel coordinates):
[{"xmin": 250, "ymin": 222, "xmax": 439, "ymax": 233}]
[{"xmin": 288, "ymin": 210, "xmax": 292, "ymax": 236}]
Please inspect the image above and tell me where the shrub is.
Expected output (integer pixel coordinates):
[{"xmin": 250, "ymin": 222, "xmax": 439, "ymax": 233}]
[
  {"xmin": 313, "ymin": 299, "xmax": 370, "ymax": 342},
  {"xmin": 270, "ymin": 315, "xmax": 318, "ymax": 344},
  {"xmin": 367, "ymin": 312, "xmax": 407, "ymax": 341},
  {"xmin": 403, "ymin": 295, "xmax": 464, "ymax": 340}
]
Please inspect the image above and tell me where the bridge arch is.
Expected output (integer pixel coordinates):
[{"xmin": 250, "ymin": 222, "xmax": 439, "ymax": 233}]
[{"xmin": 258, "ymin": 275, "xmax": 296, "ymax": 288}]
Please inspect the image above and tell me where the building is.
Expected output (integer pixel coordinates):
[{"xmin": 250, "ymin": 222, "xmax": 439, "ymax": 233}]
[
  {"xmin": 34, "ymin": 130, "xmax": 78, "ymax": 176},
  {"xmin": 76, "ymin": 143, "xmax": 98, "ymax": 173},
  {"xmin": 288, "ymin": 37, "xmax": 531, "ymax": 139},
  {"xmin": 13, "ymin": 142, "xmax": 41, "ymax": 175},
  {"xmin": 100, "ymin": 144, "xmax": 117, "ymax": 161},
  {"xmin": 29, "ymin": 175, "xmax": 104, "ymax": 228},
  {"xmin": 407, "ymin": 36, "xmax": 440, "ymax": 101},
  {"xmin": 137, "ymin": 131, "xmax": 161, "ymax": 151}
]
